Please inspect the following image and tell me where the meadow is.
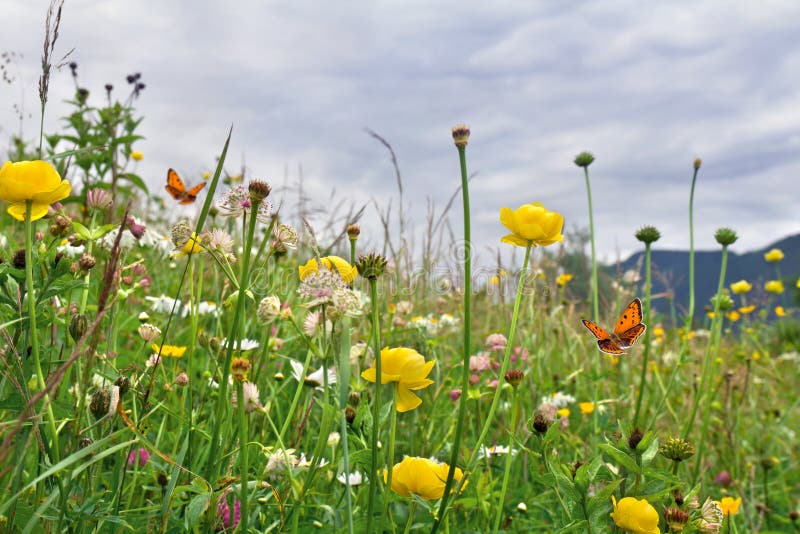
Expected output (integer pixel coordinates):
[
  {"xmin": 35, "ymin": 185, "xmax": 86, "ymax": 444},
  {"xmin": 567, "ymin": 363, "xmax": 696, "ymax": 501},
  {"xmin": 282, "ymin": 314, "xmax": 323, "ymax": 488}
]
[{"xmin": 1, "ymin": 9, "xmax": 800, "ymax": 534}]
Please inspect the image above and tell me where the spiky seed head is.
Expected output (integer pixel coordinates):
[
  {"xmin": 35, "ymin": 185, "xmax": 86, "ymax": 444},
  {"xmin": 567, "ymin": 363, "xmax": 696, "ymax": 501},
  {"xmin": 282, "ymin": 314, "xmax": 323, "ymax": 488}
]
[{"xmin": 248, "ymin": 180, "xmax": 272, "ymax": 203}]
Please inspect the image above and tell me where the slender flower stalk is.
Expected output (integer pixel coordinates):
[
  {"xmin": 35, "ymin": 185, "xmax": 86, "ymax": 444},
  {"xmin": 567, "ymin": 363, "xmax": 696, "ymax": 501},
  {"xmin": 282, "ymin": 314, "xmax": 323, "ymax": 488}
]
[
  {"xmin": 365, "ymin": 276, "xmax": 383, "ymax": 534},
  {"xmin": 633, "ymin": 226, "xmax": 660, "ymax": 426},
  {"xmin": 492, "ymin": 373, "xmax": 522, "ymax": 533},
  {"xmin": 690, "ymin": 228, "xmax": 737, "ymax": 483},
  {"xmin": 383, "ymin": 386, "xmax": 399, "ymax": 523},
  {"xmin": 434, "ymin": 125, "xmax": 472, "ymax": 532},
  {"xmin": 338, "ymin": 315, "xmax": 355, "ymax": 534},
  {"xmin": 235, "ymin": 380, "xmax": 249, "ymax": 531}
]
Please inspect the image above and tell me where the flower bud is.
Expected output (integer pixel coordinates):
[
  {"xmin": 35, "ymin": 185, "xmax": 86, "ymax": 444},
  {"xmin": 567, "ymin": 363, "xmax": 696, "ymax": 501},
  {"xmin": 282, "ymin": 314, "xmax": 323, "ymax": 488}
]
[
  {"xmin": 346, "ymin": 224, "xmax": 360, "ymax": 241},
  {"xmin": 138, "ymin": 323, "xmax": 162, "ymax": 342},
  {"xmin": 89, "ymin": 389, "xmax": 111, "ymax": 419},
  {"xmin": 505, "ymin": 369, "xmax": 524, "ymax": 388},
  {"xmin": 664, "ymin": 507, "xmax": 689, "ymax": 532},
  {"xmin": 13, "ymin": 249, "xmax": 25, "ymax": 269},
  {"xmin": 170, "ymin": 220, "xmax": 193, "ymax": 248},
  {"xmin": 355, "ymin": 253, "xmax": 388, "ymax": 280},
  {"xmin": 714, "ymin": 227, "xmax": 738, "ymax": 246},
  {"xmin": 175, "ymin": 372, "xmax": 190, "ymax": 387},
  {"xmin": 659, "ymin": 437, "xmax": 695, "ymax": 462},
  {"xmin": 628, "ymin": 427, "xmax": 644, "ymax": 450},
  {"xmin": 69, "ymin": 314, "xmax": 88, "ymax": 342},
  {"xmin": 345, "ymin": 406, "xmax": 356, "ymax": 425},
  {"xmin": 451, "ymin": 124, "xmax": 470, "ymax": 147},
  {"xmin": 248, "ymin": 180, "xmax": 272, "ymax": 203},
  {"xmin": 693, "ymin": 158, "xmax": 702, "ymax": 170},
  {"xmin": 115, "ymin": 375, "xmax": 131, "ymax": 395},
  {"xmin": 86, "ymin": 188, "xmax": 113, "ymax": 211},
  {"xmin": 573, "ymin": 151, "xmax": 595, "ymax": 168},
  {"xmin": 257, "ymin": 296, "xmax": 281, "ymax": 324},
  {"xmin": 530, "ymin": 412, "xmax": 549, "ymax": 434},
  {"xmin": 231, "ymin": 357, "xmax": 251, "ymax": 382},
  {"xmin": 635, "ymin": 225, "xmax": 661, "ymax": 244},
  {"xmin": 79, "ymin": 253, "xmax": 96, "ymax": 272}
]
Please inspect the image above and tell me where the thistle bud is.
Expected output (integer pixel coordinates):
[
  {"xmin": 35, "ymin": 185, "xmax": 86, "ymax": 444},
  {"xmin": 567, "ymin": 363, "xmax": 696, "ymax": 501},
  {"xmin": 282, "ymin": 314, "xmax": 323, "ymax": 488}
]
[
  {"xmin": 13, "ymin": 249, "xmax": 25, "ymax": 269},
  {"xmin": 664, "ymin": 507, "xmax": 689, "ymax": 532},
  {"xmin": 573, "ymin": 151, "xmax": 595, "ymax": 168},
  {"xmin": 257, "ymin": 296, "xmax": 281, "ymax": 324},
  {"xmin": 231, "ymin": 357, "xmax": 251, "ymax": 382},
  {"xmin": 451, "ymin": 124, "xmax": 470, "ymax": 147},
  {"xmin": 659, "ymin": 437, "xmax": 695, "ymax": 462},
  {"xmin": 530, "ymin": 412, "xmax": 549, "ymax": 434},
  {"xmin": 345, "ymin": 406, "xmax": 356, "ymax": 425},
  {"xmin": 635, "ymin": 225, "xmax": 661, "ymax": 245},
  {"xmin": 628, "ymin": 427, "xmax": 644, "ymax": 450},
  {"xmin": 346, "ymin": 224, "xmax": 360, "ymax": 241},
  {"xmin": 89, "ymin": 389, "xmax": 111, "ymax": 419},
  {"xmin": 79, "ymin": 253, "xmax": 96, "ymax": 272},
  {"xmin": 115, "ymin": 376, "xmax": 131, "ymax": 395},
  {"xmin": 248, "ymin": 180, "xmax": 272, "ymax": 203},
  {"xmin": 714, "ymin": 227, "xmax": 738, "ymax": 246},
  {"xmin": 69, "ymin": 313, "xmax": 88, "ymax": 342},
  {"xmin": 505, "ymin": 369, "xmax": 524, "ymax": 388},
  {"xmin": 355, "ymin": 253, "xmax": 388, "ymax": 280}
]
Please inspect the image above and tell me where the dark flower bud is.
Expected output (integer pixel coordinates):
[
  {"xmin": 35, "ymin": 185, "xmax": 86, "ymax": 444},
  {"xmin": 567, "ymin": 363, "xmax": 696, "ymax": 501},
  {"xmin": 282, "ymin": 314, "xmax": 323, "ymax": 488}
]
[
  {"xmin": 13, "ymin": 249, "xmax": 25, "ymax": 269},
  {"xmin": 157, "ymin": 472, "xmax": 169, "ymax": 487},
  {"xmin": 346, "ymin": 224, "xmax": 360, "ymax": 241},
  {"xmin": 77, "ymin": 88, "xmax": 89, "ymax": 104},
  {"xmin": 693, "ymin": 158, "xmax": 702, "ymax": 170},
  {"xmin": 248, "ymin": 180, "xmax": 272, "ymax": 203},
  {"xmin": 69, "ymin": 314, "xmax": 88, "ymax": 342},
  {"xmin": 78, "ymin": 437, "xmax": 93, "ymax": 449},
  {"xmin": 89, "ymin": 389, "xmax": 110, "ymax": 419},
  {"xmin": 348, "ymin": 391, "xmax": 360, "ymax": 407},
  {"xmin": 673, "ymin": 489, "xmax": 684, "ymax": 506},
  {"xmin": 126, "ymin": 74, "xmax": 136, "ymax": 84},
  {"xmin": 115, "ymin": 376, "xmax": 131, "ymax": 395},
  {"xmin": 664, "ymin": 507, "xmax": 689, "ymax": 531},
  {"xmin": 505, "ymin": 369, "xmax": 524, "ymax": 388},
  {"xmin": 69, "ymin": 62, "xmax": 78, "ymax": 75},
  {"xmin": 345, "ymin": 406, "xmax": 356, "ymax": 425},
  {"xmin": 531, "ymin": 412, "xmax": 549, "ymax": 434},
  {"xmin": 628, "ymin": 427, "xmax": 644, "ymax": 450},
  {"xmin": 79, "ymin": 253, "xmax": 96, "ymax": 272}
]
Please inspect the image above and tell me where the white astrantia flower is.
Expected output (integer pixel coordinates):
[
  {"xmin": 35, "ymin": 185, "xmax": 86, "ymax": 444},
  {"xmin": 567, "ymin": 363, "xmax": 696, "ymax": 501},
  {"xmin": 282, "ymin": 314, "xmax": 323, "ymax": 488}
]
[
  {"xmin": 337, "ymin": 471, "xmax": 366, "ymax": 486},
  {"xmin": 232, "ymin": 381, "xmax": 262, "ymax": 413},
  {"xmin": 289, "ymin": 359, "xmax": 337, "ymax": 391},
  {"xmin": 221, "ymin": 338, "xmax": 260, "ymax": 352},
  {"xmin": 264, "ymin": 448, "xmax": 299, "ymax": 473},
  {"xmin": 145, "ymin": 295, "xmax": 187, "ymax": 317}
]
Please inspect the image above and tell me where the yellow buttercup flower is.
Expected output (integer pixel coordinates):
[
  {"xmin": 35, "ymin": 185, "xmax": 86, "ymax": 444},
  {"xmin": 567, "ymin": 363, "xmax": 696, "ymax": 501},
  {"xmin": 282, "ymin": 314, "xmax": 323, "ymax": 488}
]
[
  {"xmin": 298, "ymin": 256, "xmax": 358, "ymax": 284},
  {"xmin": 738, "ymin": 305, "xmax": 755, "ymax": 314},
  {"xmin": 361, "ymin": 347, "xmax": 435, "ymax": 412},
  {"xmin": 557, "ymin": 408, "xmax": 570, "ymax": 418},
  {"xmin": 730, "ymin": 280, "xmax": 752, "ymax": 294},
  {"xmin": 610, "ymin": 496, "xmax": 660, "ymax": 534},
  {"xmin": 579, "ymin": 402, "xmax": 595, "ymax": 415},
  {"xmin": 764, "ymin": 280, "xmax": 784, "ymax": 294},
  {"xmin": 725, "ymin": 311, "xmax": 740, "ymax": 322},
  {"xmin": 0, "ymin": 160, "xmax": 71, "ymax": 221},
  {"xmin": 500, "ymin": 202, "xmax": 564, "ymax": 247},
  {"xmin": 152, "ymin": 344, "xmax": 187, "ymax": 358},
  {"xmin": 130, "ymin": 151, "xmax": 144, "ymax": 161},
  {"xmin": 796, "ymin": 277, "xmax": 800, "ymax": 289},
  {"xmin": 775, "ymin": 306, "xmax": 786, "ymax": 317},
  {"xmin": 171, "ymin": 232, "xmax": 205, "ymax": 258},
  {"xmin": 556, "ymin": 273, "xmax": 573, "ymax": 287},
  {"xmin": 386, "ymin": 456, "xmax": 463, "ymax": 500},
  {"xmin": 764, "ymin": 248, "xmax": 783, "ymax": 262},
  {"xmin": 652, "ymin": 327, "xmax": 665, "ymax": 338},
  {"xmin": 716, "ymin": 496, "xmax": 741, "ymax": 516}
]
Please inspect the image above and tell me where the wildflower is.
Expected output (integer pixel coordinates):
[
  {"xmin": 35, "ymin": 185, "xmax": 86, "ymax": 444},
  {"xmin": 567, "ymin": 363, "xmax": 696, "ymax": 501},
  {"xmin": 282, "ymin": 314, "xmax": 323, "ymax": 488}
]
[
  {"xmin": 205, "ymin": 228, "xmax": 233, "ymax": 253},
  {"xmin": 171, "ymin": 232, "xmax": 204, "ymax": 258},
  {"xmin": 196, "ymin": 301, "xmax": 219, "ymax": 316},
  {"xmin": 469, "ymin": 351, "xmax": 492, "ymax": 372},
  {"xmin": 730, "ymin": 280, "xmax": 752, "ymax": 294},
  {"xmin": 775, "ymin": 306, "xmax": 786, "ymax": 317},
  {"xmin": 579, "ymin": 402, "xmax": 595, "ymax": 415},
  {"xmin": 659, "ymin": 437, "xmax": 695, "ymax": 462},
  {"xmin": 699, "ymin": 498, "xmax": 723, "ymax": 532},
  {"xmin": 298, "ymin": 256, "xmax": 358, "ymax": 284},
  {"xmin": 386, "ymin": 456, "xmax": 463, "ymax": 500},
  {"xmin": 449, "ymin": 389, "xmax": 462, "ymax": 401},
  {"xmin": 337, "ymin": 471, "xmax": 366, "ymax": 486},
  {"xmin": 574, "ymin": 151, "xmax": 595, "ymax": 167},
  {"xmin": 218, "ymin": 184, "xmax": 273, "ymax": 223},
  {"xmin": 0, "ymin": 160, "xmax": 71, "ymax": 221},
  {"xmin": 738, "ymin": 305, "xmax": 755, "ymax": 314},
  {"xmin": 484, "ymin": 333, "xmax": 508, "ymax": 352},
  {"xmin": 452, "ymin": 124, "xmax": 470, "ymax": 147},
  {"xmin": 663, "ymin": 507, "xmax": 690, "ymax": 532},
  {"xmin": 478, "ymin": 445, "xmax": 516, "ymax": 458},
  {"xmin": 145, "ymin": 353, "xmax": 162, "ymax": 368},
  {"xmin": 355, "ymin": 252, "xmax": 388, "ymax": 280},
  {"xmin": 174, "ymin": 372, "xmax": 189, "ymax": 386},
  {"xmin": 216, "ymin": 495, "xmax": 241, "ymax": 531},
  {"xmin": 610, "ymin": 496, "xmax": 660, "ymax": 534},
  {"xmin": 556, "ymin": 273, "xmax": 573, "ymax": 287},
  {"xmin": 765, "ymin": 280, "xmax": 784, "ymax": 294},
  {"xmin": 361, "ymin": 347, "xmax": 435, "ymax": 412},
  {"xmin": 232, "ymin": 381, "xmax": 262, "ymax": 412},
  {"xmin": 517, "ymin": 502, "xmax": 527, "ymax": 512},
  {"xmin": 231, "ymin": 357, "xmax": 251, "ymax": 382},
  {"xmin": 248, "ymin": 180, "xmax": 271, "ymax": 203},
  {"xmin": 635, "ymin": 225, "xmax": 661, "ymax": 244},
  {"xmin": 297, "ymin": 269, "xmax": 347, "ymax": 308},
  {"xmin": 545, "ymin": 391, "xmax": 575, "ymax": 408},
  {"xmin": 272, "ymin": 223, "xmax": 298, "ymax": 253},
  {"xmin": 531, "ymin": 412, "xmax": 550, "ymax": 434},
  {"xmin": 557, "ymin": 408, "xmax": 570, "ymax": 418},
  {"xmin": 499, "ymin": 202, "xmax": 564, "ymax": 247},
  {"xmin": 289, "ymin": 359, "xmax": 337, "ymax": 390},
  {"xmin": 725, "ymin": 311, "xmax": 740, "ymax": 322},
  {"xmin": 505, "ymin": 369, "xmax": 524, "ymax": 387},
  {"xmin": 127, "ymin": 448, "xmax": 151, "ymax": 467},
  {"xmin": 714, "ymin": 228, "xmax": 738, "ymax": 246},
  {"xmin": 716, "ymin": 496, "xmax": 741, "ymax": 516},
  {"xmin": 221, "ymin": 338, "xmax": 260, "ymax": 352},
  {"xmin": 138, "ymin": 323, "xmax": 162, "ymax": 342},
  {"xmin": 764, "ymin": 248, "xmax": 784, "ymax": 262},
  {"xmin": 151, "ymin": 344, "xmax": 186, "ymax": 358},
  {"xmin": 327, "ymin": 431, "xmax": 340, "ymax": 447},
  {"xmin": 130, "ymin": 151, "xmax": 143, "ymax": 161},
  {"xmin": 86, "ymin": 188, "xmax": 113, "ymax": 211},
  {"xmin": 257, "ymin": 296, "xmax": 281, "ymax": 324}
]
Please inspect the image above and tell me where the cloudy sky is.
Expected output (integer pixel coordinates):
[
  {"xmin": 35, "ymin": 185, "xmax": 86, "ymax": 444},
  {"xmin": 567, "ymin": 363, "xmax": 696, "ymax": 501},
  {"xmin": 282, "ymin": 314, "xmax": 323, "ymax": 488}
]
[{"xmin": 2, "ymin": 1, "xmax": 799, "ymax": 268}]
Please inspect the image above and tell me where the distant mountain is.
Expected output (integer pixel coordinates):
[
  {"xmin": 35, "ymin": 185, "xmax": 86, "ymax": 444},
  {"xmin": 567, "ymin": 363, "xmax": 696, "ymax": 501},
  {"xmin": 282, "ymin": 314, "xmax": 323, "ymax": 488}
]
[{"xmin": 618, "ymin": 234, "xmax": 800, "ymax": 322}]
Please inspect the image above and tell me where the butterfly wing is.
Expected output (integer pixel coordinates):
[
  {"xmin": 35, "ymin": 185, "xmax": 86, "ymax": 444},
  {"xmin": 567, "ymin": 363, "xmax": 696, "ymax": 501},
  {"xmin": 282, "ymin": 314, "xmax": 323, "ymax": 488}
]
[
  {"xmin": 614, "ymin": 298, "xmax": 643, "ymax": 335},
  {"xmin": 179, "ymin": 182, "xmax": 207, "ymax": 205},
  {"xmin": 582, "ymin": 319, "xmax": 611, "ymax": 341},
  {"xmin": 618, "ymin": 323, "xmax": 646, "ymax": 349},
  {"xmin": 165, "ymin": 168, "xmax": 187, "ymax": 200},
  {"xmin": 597, "ymin": 339, "xmax": 625, "ymax": 355}
]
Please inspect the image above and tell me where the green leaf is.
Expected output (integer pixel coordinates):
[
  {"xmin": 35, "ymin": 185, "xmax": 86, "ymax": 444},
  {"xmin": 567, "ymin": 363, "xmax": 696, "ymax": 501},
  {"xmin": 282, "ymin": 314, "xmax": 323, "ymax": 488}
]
[
  {"xmin": 120, "ymin": 172, "xmax": 149, "ymax": 195},
  {"xmin": 71, "ymin": 220, "xmax": 92, "ymax": 241},
  {"xmin": 599, "ymin": 443, "xmax": 640, "ymax": 475},
  {"xmin": 640, "ymin": 434, "xmax": 659, "ymax": 465},
  {"xmin": 186, "ymin": 493, "xmax": 211, "ymax": 528}
]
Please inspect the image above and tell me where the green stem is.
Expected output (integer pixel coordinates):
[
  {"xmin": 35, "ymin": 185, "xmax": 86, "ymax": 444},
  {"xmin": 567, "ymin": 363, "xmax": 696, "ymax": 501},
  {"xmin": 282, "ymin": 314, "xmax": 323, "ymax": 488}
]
[
  {"xmin": 432, "ymin": 141, "xmax": 472, "ymax": 533},
  {"xmin": 583, "ymin": 166, "xmax": 601, "ymax": 436},
  {"xmin": 687, "ymin": 166, "xmax": 700, "ymax": 328},
  {"xmin": 236, "ymin": 381, "xmax": 249, "ymax": 532},
  {"xmin": 687, "ymin": 244, "xmax": 729, "ymax": 484},
  {"xmin": 383, "ymin": 386, "xmax": 398, "ymax": 524},
  {"xmin": 25, "ymin": 201, "xmax": 61, "ymax": 464},
  {"xmin": 338, "ymin": 316, "xmax": 354, "ymax": 534},
  {"xmin": 366, "ymin": 277, "xmax": 383, "ymax": 534},
  {"xmin": 633, "ymin": 243, "xmax": 653, "ymax": 426},
  {"xmin": 492, "ymin": 386, "xmax": 520, "ymax": 534}
]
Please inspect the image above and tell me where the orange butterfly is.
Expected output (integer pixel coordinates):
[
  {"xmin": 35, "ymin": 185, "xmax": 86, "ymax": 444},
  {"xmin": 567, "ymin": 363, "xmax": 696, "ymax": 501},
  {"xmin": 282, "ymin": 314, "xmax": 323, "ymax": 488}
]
[
  {"xmin": 582, "ymin": 298, "xmax": 646, "ymax": 354},
  {"xmin": 165, "ymin": 168, "xmax": 206, "ymax": 205}
]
